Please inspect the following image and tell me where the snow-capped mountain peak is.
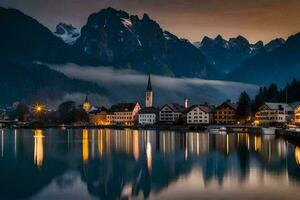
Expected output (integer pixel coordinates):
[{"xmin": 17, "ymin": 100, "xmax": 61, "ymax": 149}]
[{"xmin": 54, "ymin": 23, "xmax": 80, "ymax": 45}]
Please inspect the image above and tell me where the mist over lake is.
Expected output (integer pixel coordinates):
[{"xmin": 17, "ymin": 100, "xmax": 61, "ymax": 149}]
[{"xmin": 50, "ymin": 64, "xmax": 259, "ymax": 107}]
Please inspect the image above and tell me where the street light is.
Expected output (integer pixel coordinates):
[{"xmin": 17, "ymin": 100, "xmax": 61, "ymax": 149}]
[{"xmin": 33, "ymin": 103, "xmax": 46, "ymax": 114}]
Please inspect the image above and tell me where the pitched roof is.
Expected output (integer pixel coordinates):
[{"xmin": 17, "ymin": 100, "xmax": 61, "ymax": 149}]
[
  {"xmin": 161, "ymin": 103, "xmax": 186, "ymax": 113},
  {"xmin": 216, "ymin": 101, "xmax": 238, "ymax": 110},
  {"xmin": 264, "ymin": 102, "xmax": 293, "ymax": 111},
  {"xmin": 187, "ymin": 104, "xmax": 215, "ymax": 113},
  {"xmin": 139, "ymin": 107, "xmax": 159, "ymax": 114},
  {"xmin": 110, "ymin": 103, "xmax": 138, "ymax": 112},
  {"xmin": 289, "ymin": 101, "xmax": 300, "ymax": 109}
]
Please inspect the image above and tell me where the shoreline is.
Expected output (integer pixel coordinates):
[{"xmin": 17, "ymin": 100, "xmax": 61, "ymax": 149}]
[{"xmin": 1, "ymin": 123, "xmax": 262, "ymax": 133}]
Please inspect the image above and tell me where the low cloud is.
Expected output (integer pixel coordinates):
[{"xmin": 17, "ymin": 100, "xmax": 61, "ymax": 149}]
[{"xmin": 49, "ymin": 63, "xmax": 259, "ymax": 107}]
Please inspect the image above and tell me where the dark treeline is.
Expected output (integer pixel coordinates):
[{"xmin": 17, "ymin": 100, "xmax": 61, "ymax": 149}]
[
  {"xmin": 237, "ymin": 79, "xmax": 300, "ymax": 120},
  {"xmin": 8, "ymin": 100, "xmax": 88, "ymax": 125},
  {"xmin": 253, "ymin": 79, "xmax": 300, "ymax": 109}
]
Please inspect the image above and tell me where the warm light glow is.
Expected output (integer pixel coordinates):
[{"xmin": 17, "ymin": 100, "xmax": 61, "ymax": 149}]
[
  {"xmin": 34, "ymin": 129, "xmax": 44, "ymax": 168},
  {"xmin": 98, "ymin": 130, "xmax": 104, "ymax": 158},
  {"xmin": 146, "ymin": 142, "xmax": 152, "ymax": 173},
  {"xmin": 295, "ymin": 146, "xmax": 300, "ymax": 166},
  {"xmin": 253, "ymin": 120, "xmax": 260, "ymax": 126},
  {"xmin": 254, "ymin": 135, "xmax": 262, "ymax": 152},
  {"xmin": 82, "ymin": 129, "xmax": 89, "ymax": 163},
  {"xmin": 133, "ymin": 130, "xmax": 139, "ymax": 161},
  {"xmin": 33, "ymin": 103, "xmax": 46, "ymax": 114}
]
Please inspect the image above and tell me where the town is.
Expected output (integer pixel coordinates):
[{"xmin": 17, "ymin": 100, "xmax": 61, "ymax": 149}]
[{"xmin": 1, "ymin": 75, "xmax": 300, "ymax": 132}]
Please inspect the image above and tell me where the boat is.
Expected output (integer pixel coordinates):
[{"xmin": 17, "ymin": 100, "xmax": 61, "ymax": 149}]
[{"xmin": 208, "ymin": 126, "xmax": 227, "ymax": 135}]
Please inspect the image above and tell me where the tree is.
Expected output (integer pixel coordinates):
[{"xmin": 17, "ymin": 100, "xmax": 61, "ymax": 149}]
[
  {"xmin": 58, "ymin": 101, "xmax": 76, "ymax": 123},
  {"xmin": 236, "ymin": 91, "xmax": 251, "ymax": 121},
  {"xmin": 72, "ymin": 108, "xmax": 89, "ymax": 123},
  {"xmin": 14, "ymin": 103, "xmax": 29, "ymax": 121}
]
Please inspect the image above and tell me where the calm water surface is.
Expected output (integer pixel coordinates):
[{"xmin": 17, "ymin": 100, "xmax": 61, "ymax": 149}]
[{"xmin": 0, "ymin": 128, "xmax": 300, "ymax": 200}]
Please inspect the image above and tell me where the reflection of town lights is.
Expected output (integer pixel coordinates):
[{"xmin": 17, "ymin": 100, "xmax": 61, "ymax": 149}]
[
  {"xmin": 254, "ymin": 136, "xmax": 262, "ymax": 152},
  {"xmin": 133, "ymin": 131, "xmax": 139, "ymax": 161},
  {"xmin": 82, "ymin": 129, "xmax": 89, "ymax": 163},
  {"xmin": 34, "ymin": 130, "xmax": 44, "ymax": 168},
  {"xmin": 98, "ymin": 130, "xmax": 104, "ymax": 158},
  {"xmin": 295, "ymin": 146, "xmax": 300, "ymax": 165},
  {"xmin": 146, "ymin": 142, "xmax": 152, "ymax": 172}
]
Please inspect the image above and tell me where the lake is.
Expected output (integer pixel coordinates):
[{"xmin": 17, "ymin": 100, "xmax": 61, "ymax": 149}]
[{"xmin": 0, "ymin": 128, "xmax": 300, "ymax": 200}]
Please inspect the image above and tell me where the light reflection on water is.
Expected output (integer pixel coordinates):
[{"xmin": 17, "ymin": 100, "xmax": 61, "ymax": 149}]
[{"xmin": 0, "ymin": 128, "xmax": 299, "ymax": 200}]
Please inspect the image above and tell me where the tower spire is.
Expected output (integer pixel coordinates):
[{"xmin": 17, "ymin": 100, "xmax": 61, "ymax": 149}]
[
  {"xmin": 145, "ymin": 74, "xmax": 153, "ymax": 107},
  {"xmin": 147, "ymin": 74, "xmax": 152, "ymax": 91}
]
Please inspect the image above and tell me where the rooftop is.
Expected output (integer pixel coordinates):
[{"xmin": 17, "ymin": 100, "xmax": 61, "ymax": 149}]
[
  {"xmin": 139, "ymin": 107, "xmax": 159, "ymax": 114},
  {"xmin": 161, "ymin": 103, "xmax": 186, "ymax": 113},
  {"xmin": 110, "ymin": 103, "xmax": 139, "ymax": 112}
]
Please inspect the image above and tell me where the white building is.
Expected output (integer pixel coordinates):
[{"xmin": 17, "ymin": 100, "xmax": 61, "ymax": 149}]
[
  {"xmin": 159, "ymin": 103, "xmax": 186, "ymax": 123},
  {"xmin": 107, "ymin": 103, "xmax": 141, "ymax": 126},
  {"xmin": 255, "ymin": 102, "xmax": 293, "ymax": 125},
  {"xmin": 138, "ymin": 107, "xmax": 159, "ymax": 125},
  {"xmin": 186, "ymin": 104, "xmax": 214, "ymax": 124}
]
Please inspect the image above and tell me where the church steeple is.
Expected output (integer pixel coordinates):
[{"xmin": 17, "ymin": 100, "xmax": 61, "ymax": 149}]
[
  {"xmin": 145, "ymin": 74, "xmax": 153, "ymax": 107},
  {"xmin": 83, "ymin": 95, "xmax": 91, "ymax": 112},
  {"xmin": 147, "ymin": 74, "xmax": 152, "ymax": 91},
  {"xmin": 84, "ymin": 95, "xmax": 89, "ymax": 103}
]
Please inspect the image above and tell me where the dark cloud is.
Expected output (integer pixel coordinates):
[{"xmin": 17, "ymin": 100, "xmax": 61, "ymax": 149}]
[{"xmin": 1, "ymin": 0, "xmax": 299, "ymax": 42}]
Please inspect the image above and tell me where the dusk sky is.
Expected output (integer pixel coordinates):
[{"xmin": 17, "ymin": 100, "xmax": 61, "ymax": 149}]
[{"xmin": 1, "ymin": 0, "xmax": 300, "ymax": 43}]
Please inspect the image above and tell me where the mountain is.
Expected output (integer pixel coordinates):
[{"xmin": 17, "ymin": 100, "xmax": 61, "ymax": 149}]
[
  {"xmin": 54, "ymin": 23, "xmax": 80, "ymax": 45},
  {"xmin": 0, "ymin": 7, "xmax": 107, "ymax": 105},
  {"xmin": 0, "ymin": 61, "xmax": 106, "ymax": 105},
  {"xmin": 194, "ymin": 35, "xmax": 264, "ymax": 74},
  {"xmin": 0, "ymin": 7, "xmax": 99, "ymax": 65},
  {"xmin": 76, "ymin": 7, "xmax": 217, "ymax": 78},
  {"xmin": 264, "ymin": 38, "xmax": 285, "ymax": 52},
  {"xmin": 228, "ymin": 33, "xmax": 300, "ymax": 86}
]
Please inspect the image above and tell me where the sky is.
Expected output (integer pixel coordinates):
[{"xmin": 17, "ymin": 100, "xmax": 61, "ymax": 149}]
[{"xmin": 0, "ymin": 0, "xmax": 300, "ymax": 43}]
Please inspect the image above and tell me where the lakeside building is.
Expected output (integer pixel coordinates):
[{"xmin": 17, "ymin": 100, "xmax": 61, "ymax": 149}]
[
  {"xmin": 107, "ymin": 103, "xmax": 141, "ymax": 126},
  {"xmin": 214, "ymin": 101, "xmax": 238, "ymax": 125},
  {"xmin": 255, "ymin": 102, "xmax": 293, "ymax": 125},
  {"xmin": 89, "ymin": 106, "xmax": 109, "ymax": 125},
  {"xmin": 290, "ymin": 102, "xmax": 300, "ymax": 124},
  {"xmin": 186, "ymin": 104, "xmax": 215, "ymax": 125},
  {"xmin": 138, "ymin": 107, "xmax": 159, "ymax": 125},
  {"xmin": 159, "ymin": 103, "xmax": 186, "ymax": 124}
]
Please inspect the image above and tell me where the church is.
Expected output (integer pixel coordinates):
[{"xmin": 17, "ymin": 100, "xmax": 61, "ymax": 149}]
[{"xmin": 138, "ymin": 75, "xmax": 159, "ymax": 125}]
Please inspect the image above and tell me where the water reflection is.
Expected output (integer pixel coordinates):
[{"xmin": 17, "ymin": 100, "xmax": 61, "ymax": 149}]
[
  {"xmin": 0, "ymin": 129, "xmax": 299, "ymax": 200},
  {"xmin": 295, "ymin": 146, "xmax": 300, "ymax": 166},
  {"xmin": 82, "ymin": 129, "xmax": 89, "ymax": 164},
  {"xmin": 34, "ymin": 130, "xmax": 44, "ymax": 168}
]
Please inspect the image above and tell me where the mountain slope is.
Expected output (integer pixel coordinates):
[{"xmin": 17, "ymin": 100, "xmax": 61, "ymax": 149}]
[
  {"xmin": 228, "ymin": 33, "xmax": 300, "ymax": 86},
  {"xmin": 76, "ymin": 7, "xmax": 217, "ymax": 78},
  {"xmin": 54, "ymin": 23, "xmax": 80, "ymax": 45},
  {"xmin": 0, "ymin": 61, "xmax": 106, "ymax": 105},
  {"xmin": 195, "ymin": 35, "xmax": 265, "ymax": 74},
  {"xmin": 0, "ymin": 7, "xmax": 99, "ymax": 65}
]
